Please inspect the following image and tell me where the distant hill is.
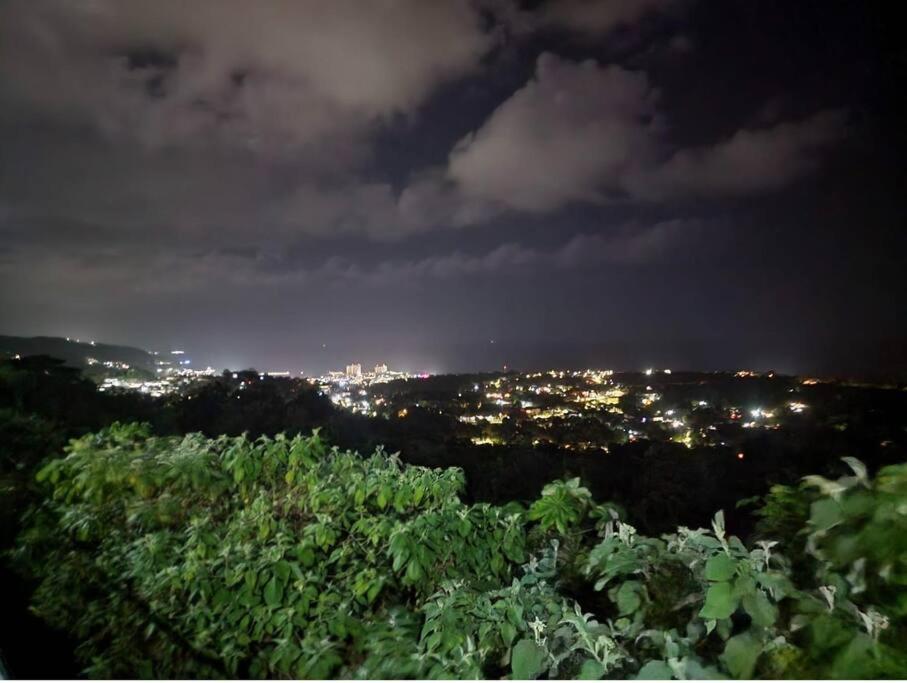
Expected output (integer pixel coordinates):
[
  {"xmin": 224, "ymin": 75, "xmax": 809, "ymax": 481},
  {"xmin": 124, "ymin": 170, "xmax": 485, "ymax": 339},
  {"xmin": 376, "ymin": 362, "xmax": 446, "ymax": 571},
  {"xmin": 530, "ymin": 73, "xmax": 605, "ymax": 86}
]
[{"xmin": 0, "ymin": 335, "xmax": 155, "ymax": 372}]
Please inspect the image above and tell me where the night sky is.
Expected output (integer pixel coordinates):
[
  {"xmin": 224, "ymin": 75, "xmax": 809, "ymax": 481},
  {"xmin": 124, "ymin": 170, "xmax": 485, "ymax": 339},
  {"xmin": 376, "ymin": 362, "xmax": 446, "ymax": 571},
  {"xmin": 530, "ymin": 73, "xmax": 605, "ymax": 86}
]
[{"xmin": 1, "ymin": 1, "xmax": 904, "ymax": 377}]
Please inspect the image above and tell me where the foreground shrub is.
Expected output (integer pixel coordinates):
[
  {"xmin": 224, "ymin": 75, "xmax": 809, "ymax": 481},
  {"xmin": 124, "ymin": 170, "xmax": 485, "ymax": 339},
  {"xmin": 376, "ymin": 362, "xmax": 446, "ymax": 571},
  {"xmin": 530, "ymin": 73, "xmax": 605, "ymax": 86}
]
[
  {"xmin": 17, "ymin": 424, "xmax": 526, "ymax": 677},
  {"xmin": 14, "ymin": 424, "xmax": 907, "ymax": 678}
]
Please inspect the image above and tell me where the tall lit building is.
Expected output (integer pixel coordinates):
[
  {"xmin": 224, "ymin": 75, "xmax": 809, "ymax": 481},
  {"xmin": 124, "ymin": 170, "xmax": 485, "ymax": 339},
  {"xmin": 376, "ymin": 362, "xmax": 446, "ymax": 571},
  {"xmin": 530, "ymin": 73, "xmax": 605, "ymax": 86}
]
[
  {"xmin": 345, "ymin": 363, "xmax": 362, "ymax": 378},
  {"xmin": 374, "ymin": 363, "xmax": 388, "ymax": 375}
]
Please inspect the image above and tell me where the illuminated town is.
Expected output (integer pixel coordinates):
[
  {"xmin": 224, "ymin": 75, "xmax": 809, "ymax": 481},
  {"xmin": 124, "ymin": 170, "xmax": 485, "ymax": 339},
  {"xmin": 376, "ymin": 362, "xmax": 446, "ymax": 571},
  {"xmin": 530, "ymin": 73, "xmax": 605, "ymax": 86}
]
[
  {"xmin": 336, "ymin": 367, "xmax": 837, "ymax": 455},
  {"xmin": 5, "ymin": 334, "xmax": 897, "ymax": 476},
  {"xmin": 95, "ymin": 349, "xmax": 219, "ymax": 397},
  {"xmin": 312, "ymin": 363, "xmax": 417, "ymax": 415},
  {"xmin": 53, "ymin": 335, "xmax": 893, "ymax": 463}
]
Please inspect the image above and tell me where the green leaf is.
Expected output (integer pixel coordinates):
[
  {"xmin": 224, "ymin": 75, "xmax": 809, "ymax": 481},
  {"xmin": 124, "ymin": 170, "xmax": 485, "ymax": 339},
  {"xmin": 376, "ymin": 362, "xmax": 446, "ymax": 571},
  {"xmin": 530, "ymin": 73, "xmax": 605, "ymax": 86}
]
[
  {"xmin": 264, "ymin": 576, "xmax": 283, "ymax": 608},
  {"xmin": 366, "ymin": 580, "xmax": 382, "ymax": 604},
  {"xmin": 809, "ymin": 498, "xmax": 843, "ymax": 531},
  {"xmin": 506, "ymin": 604, "xmax": 524, "ymax": 626},
  {"xmin": 705, "ymin": 554, "xmax": 737, "ymax": 582},
  {"xmin": 756, "ymin": 571, "xmax": 793, "ymax": 600},
  {"xmin": 732, "ymin": 574, "xmax": 756, "ymax": 599},
  {"xmin": 636, "ymin": 660, "xmax": 674, "ymax": 679},
  {"xmin": 296, "ymin": 545, "xmax": 315, "ymax": 567},
  {"xmin": 511, "ymin": 639, "xmax": 546, "ymax": 680},
  {"xmin": 244, "ymin": 569, "xmax": 258, "ymax": 590},
  {"xmin": 742, "ymin": 590, "xmax": 777, "ymax": 628},
  {"xmin": 211, "ymin": 587, "xmax": 231, "ymax": 609},
  {"xmin": 830, "ymin": 633, "xmax": 877, "ymax": 679},
  {"xmin": 404, "ymin": 558, "xmax": 423, "ymax": 583},
  {"xmin": 721, "ymin": 631, "xmax": 762, "ymax": 679},
  {"xmin": 578, "ymin": 658, "xmax": 605, "ymax": 679},
  {"xmin": 615, "ymin": 581, "xmax": 643, "ymax": 615},
  {"xmin": 808, "ymin": 614, "xmax": 853, "ymax": 653},
  {"xmin": 699, "ymin": 581, "xmax": 737, "ymax": 620},
  {"xmin": 274, "ymin": 560, "xmax": 291, "ymax": 583},
  {"xmin": 500, "ymin": 622, "xmax": 517, "ymax": 647}
]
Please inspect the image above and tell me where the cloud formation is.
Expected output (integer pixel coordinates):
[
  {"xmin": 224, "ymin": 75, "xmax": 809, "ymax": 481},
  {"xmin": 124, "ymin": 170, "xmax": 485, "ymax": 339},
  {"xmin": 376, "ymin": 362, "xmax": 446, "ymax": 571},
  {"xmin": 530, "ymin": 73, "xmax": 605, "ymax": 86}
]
[
  {"xmin": 542, "ymin": 0, "xmax": 677, "ymax": 36},
  {"xmin": 448, "ymin": 54, "xmax": 660, "ymax": 211},
  {"xmin": 204, "ymin": 218, "xmax": 701, "ymax": 288},
  {"xmin": 625, "ymin": 110, "xmax": 847, "ymax": 200},
  {"xmin": 443, "ymin": 54, "xmax": 846, "ymax": 213},
  {"xmin": 0, "ymin": 4, "xmax": 848, "ymax": 253},
  {"xmin": 0, "ymin": 218, "xmax": 701, "ymax": 304},
  {"xmin": 0, "ymin": 1, "xmax": 491, "ymax": 160},
  {"xmin": 321, "ymin": 220, "xmax": 691, "ymax": 286}
]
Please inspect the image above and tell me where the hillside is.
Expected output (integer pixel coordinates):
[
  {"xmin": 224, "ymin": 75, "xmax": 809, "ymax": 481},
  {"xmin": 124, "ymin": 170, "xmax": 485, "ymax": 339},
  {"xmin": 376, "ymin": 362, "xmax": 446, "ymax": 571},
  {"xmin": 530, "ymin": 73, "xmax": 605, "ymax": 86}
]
[{"xmin": 0, "ymin": 335, "xmax": 155, "ymax": 372}]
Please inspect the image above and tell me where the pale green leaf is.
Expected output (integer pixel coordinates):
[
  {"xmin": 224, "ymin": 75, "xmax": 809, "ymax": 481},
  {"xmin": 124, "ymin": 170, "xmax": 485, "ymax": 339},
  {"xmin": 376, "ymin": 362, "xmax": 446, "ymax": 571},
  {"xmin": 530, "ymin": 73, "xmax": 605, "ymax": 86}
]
[
  {"xmin": 699, "ymin": 581, "xmax": 737, "ymax": 620},
  {"xmin": 511, "ymin": 639, "xmax": 546, "ymax": 680}
]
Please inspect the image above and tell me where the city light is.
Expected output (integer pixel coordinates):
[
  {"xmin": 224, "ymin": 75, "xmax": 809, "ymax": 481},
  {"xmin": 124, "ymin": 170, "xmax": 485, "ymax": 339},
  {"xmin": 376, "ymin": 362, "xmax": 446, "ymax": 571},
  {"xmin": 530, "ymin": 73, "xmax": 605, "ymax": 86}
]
[{"xmin": 75, "ymin": 358, "xmax": 840, "ymax": 461}]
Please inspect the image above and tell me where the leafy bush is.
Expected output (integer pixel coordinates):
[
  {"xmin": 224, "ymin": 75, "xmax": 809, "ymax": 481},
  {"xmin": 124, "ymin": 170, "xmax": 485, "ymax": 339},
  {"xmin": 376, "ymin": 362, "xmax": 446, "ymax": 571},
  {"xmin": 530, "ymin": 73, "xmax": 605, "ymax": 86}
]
[
  {"xmin": 17, "ymin": 425, "xmax": 525, "ymax": 677},
  {"xmin": 527, "ymin": 478, "xmax": 593, "ymax": 534},
  {"xmin": 14, "ymin": 424, "xmax": 907, "ymax": 678}
]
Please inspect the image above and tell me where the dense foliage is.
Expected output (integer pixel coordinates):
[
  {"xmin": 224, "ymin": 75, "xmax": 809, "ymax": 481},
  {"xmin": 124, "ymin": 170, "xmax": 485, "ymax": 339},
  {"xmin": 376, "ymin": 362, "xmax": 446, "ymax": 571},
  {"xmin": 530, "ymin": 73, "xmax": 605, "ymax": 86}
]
[{"xmin": 15, "ymin": 424, "xmax": 907, "ymax": 678}]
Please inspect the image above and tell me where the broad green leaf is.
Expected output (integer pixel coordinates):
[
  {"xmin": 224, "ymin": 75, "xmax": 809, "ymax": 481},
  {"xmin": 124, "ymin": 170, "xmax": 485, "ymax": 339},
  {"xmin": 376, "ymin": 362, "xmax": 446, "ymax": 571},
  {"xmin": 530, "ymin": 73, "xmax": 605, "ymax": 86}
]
[
  {"xmin": 808, "ymin": 614, "xmax": 853, "ymax": 653},
  {"xmin": 742, "ymin": 590, "xmax": 777, "ymax": 628},
  {"xmin": 721, "ymin": 631, "xmax": 762, "ymax": 679},
  {"xmin": 705, "ymin": 554, "xmax": 737, "ymax": 582},
  {"xmin": 732, "ymin": 574, "xmax": 756, "ymax": 599},
  {"xmin": 636, "ymin": 660, "xmax": 674, "ymax": 679},
  {"xmin": 756, "ymin": 571, "xmax": 793, "ymax": 600},
  {"xmin": 506, "ymin": 604, "xmax": 524, "ymax": 626},
  {"xmin": 511, "ymin": 639, "xmax": 546, "ymax": 680},
  {"xmin": 274, "ymin": 560, "xmax": 291, "ymax": 583},
  {"xmin": 830, "ymin": 634, "xmax": 877, "ymax": 679},
  {"xmin": 213, "ymin": 588, "xmax": 232, "ymax": 608},
  {"xmin": 684, "ymin": 660, "xmax": 725, "ymax": 680},
  {"xmin": 365, "ymin": 580, "xmax": 382, "ymax": 604},
  {"xmin": 699, "ymin": 581, "xmax": 737, "ymax": 620},
  {"xmin": 578, "ymin": 658, "xmax": 605, "ymax": 679},
  {"xmin": 616, "ymin": 581, "xmax": 643, "ymax": 615},
  {"xmin": 264, "ymin": 576, "xmax": 283, "ymax": 608},
  {"xmin": 404, "ymin": 558, "xmax": 423, "ymax": 583},
  {"xmin": 296, "ymin": 545, "xmax": 315, "ymax": 567},
  {"xmin": 809, "ymin": 498, "xmax": 843, "ymax": 531},
  {"xmin": 500, "ymin": 622, "xmax": 517, "ymax": 647}
]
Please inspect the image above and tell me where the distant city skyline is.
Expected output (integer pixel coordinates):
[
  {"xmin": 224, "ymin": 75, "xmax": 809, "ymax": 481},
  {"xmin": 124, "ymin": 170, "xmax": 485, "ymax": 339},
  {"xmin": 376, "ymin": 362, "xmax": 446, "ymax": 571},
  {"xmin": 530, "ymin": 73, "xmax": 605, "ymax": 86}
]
[{"xmin": 5, "ymin": 330, "xmax": 903, "ymax": 383}]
